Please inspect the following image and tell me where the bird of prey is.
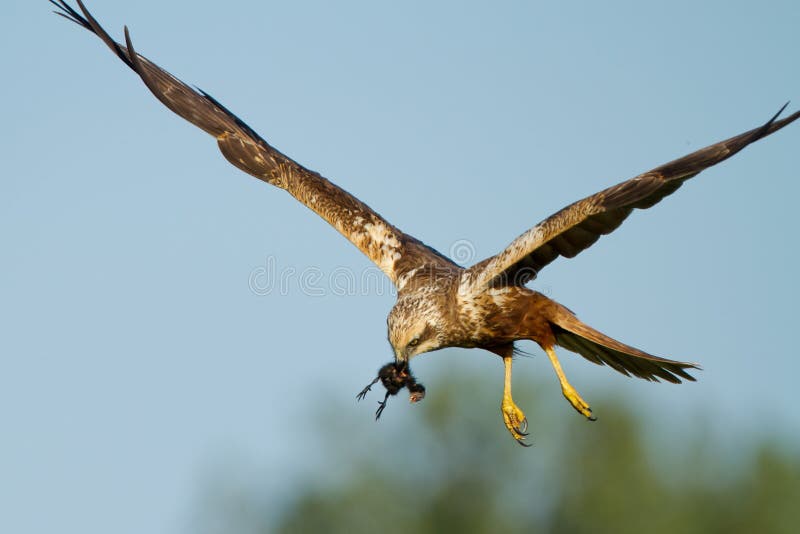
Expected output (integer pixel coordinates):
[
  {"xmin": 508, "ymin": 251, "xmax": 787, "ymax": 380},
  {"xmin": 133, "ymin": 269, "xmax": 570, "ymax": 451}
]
[{"xmin": 52, "ymin": 0, "xmax": 799, "ymax": 445}]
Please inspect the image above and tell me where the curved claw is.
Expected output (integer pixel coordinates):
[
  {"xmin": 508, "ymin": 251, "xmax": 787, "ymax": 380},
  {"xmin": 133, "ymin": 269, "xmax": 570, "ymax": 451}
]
[
  {"xmin": 518, "ymin": 417, "xmax": 529, "ymax": 435},
  {"xmin": 562, "ymin": 384, "xmax": 595, "ymax": 420},
  {"xmin": 501, "ymin": 399, "xmax": 530, "ymax": 444},
  {"xmin": 588, "ymin": 414, "xmax": 597, "ymax": 422}
]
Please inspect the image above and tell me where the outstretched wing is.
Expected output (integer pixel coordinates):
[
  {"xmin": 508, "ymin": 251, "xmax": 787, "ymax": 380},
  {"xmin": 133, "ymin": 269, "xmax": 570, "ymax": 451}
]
[
  {"xmin": 52, "ymin": 1, "xmax": 455, "ymax": 286},
  {"xmin": 467, "ymin": 105, "xmax": 800, "ymax": 288}
]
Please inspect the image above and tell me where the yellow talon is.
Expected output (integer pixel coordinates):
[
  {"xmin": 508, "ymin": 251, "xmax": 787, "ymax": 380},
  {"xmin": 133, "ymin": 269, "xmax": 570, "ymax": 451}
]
[
  {"xmin": 562, "ymin": 384, "xmax": 595, "ymax": 420},
  {"xmin": 501, "ymin": 355, "xmax": 530, "ymax": 445},
  {"xmin": 501, "ymin": 398, "xmax": 530, "ymax": 445},
  {"xmin": 545, "ymin": 345, "xmax": 596, "ymax": 421}
]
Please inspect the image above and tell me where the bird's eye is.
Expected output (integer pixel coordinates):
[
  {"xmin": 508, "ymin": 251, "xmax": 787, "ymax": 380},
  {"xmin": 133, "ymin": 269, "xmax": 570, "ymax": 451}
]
[{"xmin": 409, "ymin": 338, "xmax": 420, "ymax": 347}]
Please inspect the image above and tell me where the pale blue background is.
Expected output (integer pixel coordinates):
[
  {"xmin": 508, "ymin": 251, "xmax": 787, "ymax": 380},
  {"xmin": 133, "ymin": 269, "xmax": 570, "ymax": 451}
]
[{"xmin": 3, "ymin": 1, "xmax": 799, "ymax": 533}]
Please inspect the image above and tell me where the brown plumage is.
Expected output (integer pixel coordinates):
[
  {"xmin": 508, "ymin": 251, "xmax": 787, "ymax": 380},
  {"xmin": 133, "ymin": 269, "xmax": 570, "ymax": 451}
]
[{"xmin": 53, "ymin": 0, "xmax": 800, "ymax": 445}]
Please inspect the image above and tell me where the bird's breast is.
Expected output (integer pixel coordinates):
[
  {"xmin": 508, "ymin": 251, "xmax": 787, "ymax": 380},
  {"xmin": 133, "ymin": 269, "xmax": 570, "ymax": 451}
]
[{"xmin": 452, "ymin": 287, "xmax": 534, "ymax": 346}]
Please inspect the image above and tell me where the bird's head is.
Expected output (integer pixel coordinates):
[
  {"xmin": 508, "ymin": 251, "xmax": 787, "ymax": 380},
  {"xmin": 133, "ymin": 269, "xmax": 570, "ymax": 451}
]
[{"xmin": 387, "ymin": 293, "xmax": 446, "ymax": 361}]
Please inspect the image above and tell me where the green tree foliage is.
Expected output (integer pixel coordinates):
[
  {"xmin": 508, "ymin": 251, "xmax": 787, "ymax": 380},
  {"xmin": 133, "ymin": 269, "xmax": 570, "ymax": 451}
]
[{"xmin": 204, "ymin": 372, "xmax": 800, "ymax": 534}]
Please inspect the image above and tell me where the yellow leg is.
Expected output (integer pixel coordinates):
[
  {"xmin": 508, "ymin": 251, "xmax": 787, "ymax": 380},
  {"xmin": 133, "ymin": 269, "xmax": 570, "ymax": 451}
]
[
  {"xmin": 544, "ymin": 345, "xmax": 596, "ymax": 421},
  {"xmin": 500, "ymin": 356, "xmax": 530, "ymax": 446}
]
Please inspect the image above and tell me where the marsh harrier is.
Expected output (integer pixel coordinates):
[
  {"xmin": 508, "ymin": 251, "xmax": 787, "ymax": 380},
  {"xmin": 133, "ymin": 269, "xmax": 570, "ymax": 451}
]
[{"xmin": 52, "ymin": 0, "xmax": 799, "ymax": 445}]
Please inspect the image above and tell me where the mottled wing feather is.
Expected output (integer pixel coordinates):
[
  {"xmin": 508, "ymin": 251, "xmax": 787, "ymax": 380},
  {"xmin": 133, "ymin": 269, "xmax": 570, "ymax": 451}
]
[
  {"xmin": 53, "ymin": 0, "xmax": 454, "ymax": 285},
  {"xmin": 468, "ymin": 105, "xmax": 800, "ymax": 288}
]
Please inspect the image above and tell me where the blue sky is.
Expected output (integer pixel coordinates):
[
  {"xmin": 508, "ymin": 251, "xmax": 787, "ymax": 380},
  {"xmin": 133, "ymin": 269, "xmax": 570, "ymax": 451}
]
[{"xmin": 3, "ymin": 1, "xmax": 800, "ymax": 532}]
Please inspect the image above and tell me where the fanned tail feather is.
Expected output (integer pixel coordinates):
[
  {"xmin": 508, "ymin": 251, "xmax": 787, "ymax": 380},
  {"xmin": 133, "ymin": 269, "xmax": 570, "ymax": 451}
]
[{"xmin": 551, "ymin": 315, "xmax": 699, "ymax": 384}]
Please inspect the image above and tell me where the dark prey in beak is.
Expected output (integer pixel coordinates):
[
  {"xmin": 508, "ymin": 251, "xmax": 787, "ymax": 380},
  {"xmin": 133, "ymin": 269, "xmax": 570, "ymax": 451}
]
[{"xmin": 356, "ymin": 361, "xmax": 426, "ymax": 419}]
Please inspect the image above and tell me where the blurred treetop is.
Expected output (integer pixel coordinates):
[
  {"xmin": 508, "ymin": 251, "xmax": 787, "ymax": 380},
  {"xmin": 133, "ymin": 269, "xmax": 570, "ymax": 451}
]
[{"xmin": 196, "ymin": 373, "xmax": 800, "ymax": 534}]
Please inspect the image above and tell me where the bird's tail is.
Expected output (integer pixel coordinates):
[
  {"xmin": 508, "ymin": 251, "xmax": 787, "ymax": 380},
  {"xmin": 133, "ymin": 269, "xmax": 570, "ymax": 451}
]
[{"xmin": 548, "ymin": 310, "xmax": 699, "ymax": 383}]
